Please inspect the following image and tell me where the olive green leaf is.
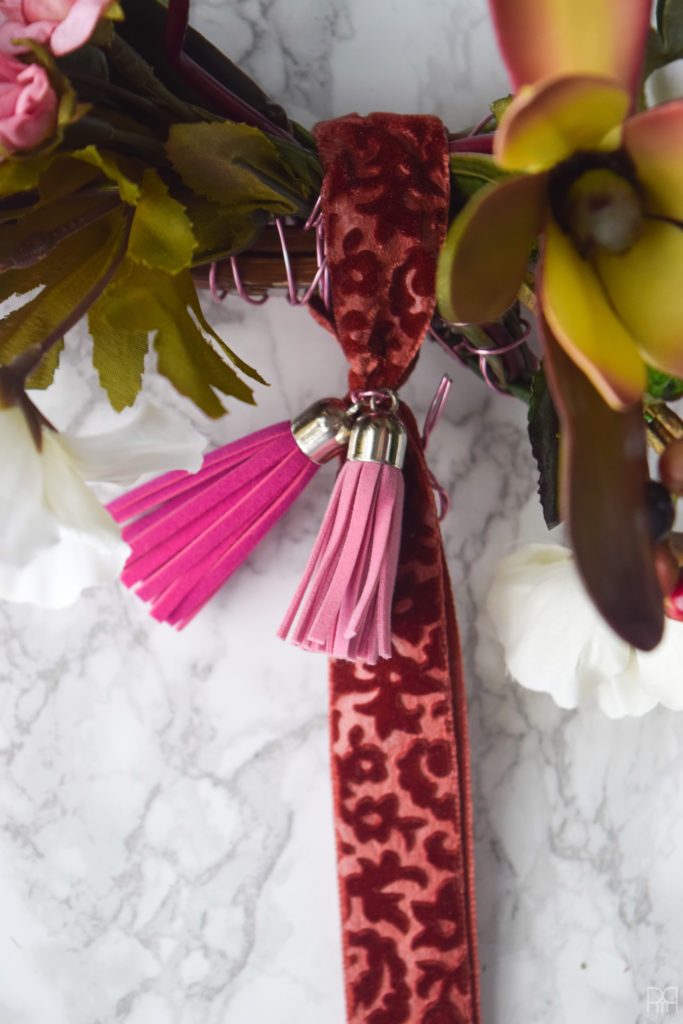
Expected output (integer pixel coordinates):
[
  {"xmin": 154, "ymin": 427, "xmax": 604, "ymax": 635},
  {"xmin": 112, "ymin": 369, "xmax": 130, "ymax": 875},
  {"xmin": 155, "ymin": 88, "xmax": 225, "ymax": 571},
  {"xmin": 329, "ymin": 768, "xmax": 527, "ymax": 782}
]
[
  {"xmin": 27, "ymin": 340, "xmax": 64, "ymax": 390},
  {"xmin": 89, "ymin": 285, "xmax": 148, "ymax": 410},
  {"xmin": 70, "ymin": 145, "xmax": 141, "ymax": 204},
  {"xmin": 0, "ymin": 211, "xmax": 128, "ymax": 387},
  {"xmin": 449, "ymin": 153, "xmax": 509, "ymax": 200},
  {"xmin": 183, "ymin": 273, "xmax": 267, "ymax": 386},
  {"xmin": 128, "ymin": 168, "xmax": 196, "ymax": 273},
  {"xmin": 490, "ymin": 95, "xmax": 514, "ymax": 125},
  {"xmin": 0, "ymin": 154, "xmax": 51, "ymax": 198},
  {"xmin": 186, "ymin": 196, "xmax": 268, "ymax": 264},
  {"xmin": 166, "ymin": 122, "xmax": 314, "ymax": 216},
  {"xmin": 90, "ymin": 262, "xmax": 261, "ymax": 416},
  {"xmin": 0, "ymin": 191, "xmax": 120, "ymax": 274},
  {"xmin": 38, "ymin": 155, "xmax": 104, "ymax": 203}
]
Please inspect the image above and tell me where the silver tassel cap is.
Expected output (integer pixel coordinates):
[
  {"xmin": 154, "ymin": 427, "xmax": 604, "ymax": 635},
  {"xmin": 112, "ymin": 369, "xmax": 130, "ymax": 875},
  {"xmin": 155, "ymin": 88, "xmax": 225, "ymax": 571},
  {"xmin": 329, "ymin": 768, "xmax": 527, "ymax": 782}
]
[
  {"xmin": 347, "ymin": 390, "xmax": 407, "ymax": 470},
  {"xmin": 291, "ymin": 398, "xmax": 353, "ymax": 464}
]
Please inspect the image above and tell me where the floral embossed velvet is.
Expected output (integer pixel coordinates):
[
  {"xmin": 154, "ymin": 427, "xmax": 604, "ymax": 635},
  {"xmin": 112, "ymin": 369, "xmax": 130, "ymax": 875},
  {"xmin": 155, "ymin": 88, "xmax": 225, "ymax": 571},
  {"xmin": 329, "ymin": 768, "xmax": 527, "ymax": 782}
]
[
  {"xmin": 313, "ymin": 114, "xmax": 480, "ymax": 1024},
  {"xmin": 312, "ymin": 112, "xmax": 450, "ymax": 392}
]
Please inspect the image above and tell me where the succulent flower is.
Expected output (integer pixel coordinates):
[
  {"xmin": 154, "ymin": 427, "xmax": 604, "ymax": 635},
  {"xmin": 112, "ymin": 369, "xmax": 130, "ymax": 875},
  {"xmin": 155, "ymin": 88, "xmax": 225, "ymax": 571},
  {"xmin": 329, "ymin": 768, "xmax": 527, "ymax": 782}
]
[{"xmin": 437, "ymin": 0, "xmax": 683, "ymax": 411}]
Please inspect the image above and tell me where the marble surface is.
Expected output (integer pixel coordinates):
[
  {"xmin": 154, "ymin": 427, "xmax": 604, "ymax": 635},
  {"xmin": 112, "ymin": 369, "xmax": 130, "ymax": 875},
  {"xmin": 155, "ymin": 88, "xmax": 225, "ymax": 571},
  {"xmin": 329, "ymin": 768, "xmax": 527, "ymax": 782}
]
[{"xmin": 1, "ymin": 2, "xmax": 682, "ymax": 1023}]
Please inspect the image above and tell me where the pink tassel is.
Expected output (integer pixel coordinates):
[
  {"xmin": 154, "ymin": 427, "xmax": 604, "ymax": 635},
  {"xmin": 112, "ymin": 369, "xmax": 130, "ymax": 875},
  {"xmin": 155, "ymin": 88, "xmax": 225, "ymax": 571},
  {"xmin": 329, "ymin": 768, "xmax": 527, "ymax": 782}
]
[
  {"xmin": 278, "ymin": 395, "xmax": 407, "ymax": 664},
  {"xmin": 108, "ymin": 401, "xmax": 351, "ymax": 628}
]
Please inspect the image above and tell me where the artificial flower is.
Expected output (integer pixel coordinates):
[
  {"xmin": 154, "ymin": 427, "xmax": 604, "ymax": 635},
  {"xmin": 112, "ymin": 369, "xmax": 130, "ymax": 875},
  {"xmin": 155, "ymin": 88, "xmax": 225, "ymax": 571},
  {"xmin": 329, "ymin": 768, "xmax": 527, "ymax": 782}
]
[
  {"xmin": 0, "ymin": 0, "xmax": 118, "ymax": 57},
  {"xmin": 0, "ymin": 49, "xmax": 56, "ymax": 156},
  {"xmin": 437, "ymin": 0, "xmax": 683, "ymax": 411},
  {"xmin": 0, "ymin": 400, "xmax": 205, "ymax": 609},
  {"xmin": 486, "ymin": 543, "xmax": 683, "ymax": 718}
]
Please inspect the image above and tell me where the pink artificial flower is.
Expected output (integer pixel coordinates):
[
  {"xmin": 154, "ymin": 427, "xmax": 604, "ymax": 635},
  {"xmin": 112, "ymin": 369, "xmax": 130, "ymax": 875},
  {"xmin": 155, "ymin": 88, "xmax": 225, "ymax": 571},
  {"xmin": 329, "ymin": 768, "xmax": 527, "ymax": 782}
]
[
  {"xmin": 0, "ymin": 50, "xmax": 56, "ymax": 156},
  {"xmin": 0, "ymin": 0, "xmax": 113, "ymax": 57}
]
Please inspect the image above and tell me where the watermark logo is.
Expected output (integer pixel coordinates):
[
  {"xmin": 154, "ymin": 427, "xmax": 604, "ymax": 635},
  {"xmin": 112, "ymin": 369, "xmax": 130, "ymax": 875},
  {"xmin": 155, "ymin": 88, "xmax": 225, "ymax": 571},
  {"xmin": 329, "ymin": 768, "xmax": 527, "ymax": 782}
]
[{"xmin": 647, "ymin": 987, "xmax": 679, "ymax": 1017}]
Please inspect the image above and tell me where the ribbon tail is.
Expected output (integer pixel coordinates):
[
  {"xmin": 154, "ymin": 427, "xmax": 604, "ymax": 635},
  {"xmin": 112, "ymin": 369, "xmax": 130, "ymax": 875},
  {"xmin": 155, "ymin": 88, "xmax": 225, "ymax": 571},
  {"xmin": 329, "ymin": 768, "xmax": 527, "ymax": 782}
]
[
  {"xmin": 329, "ymin": 406, "xmax": 480, "ymax": 1024},
  {"xmin": 442, "ymin": 543, "xmax": 481, "ymax": 1024}
]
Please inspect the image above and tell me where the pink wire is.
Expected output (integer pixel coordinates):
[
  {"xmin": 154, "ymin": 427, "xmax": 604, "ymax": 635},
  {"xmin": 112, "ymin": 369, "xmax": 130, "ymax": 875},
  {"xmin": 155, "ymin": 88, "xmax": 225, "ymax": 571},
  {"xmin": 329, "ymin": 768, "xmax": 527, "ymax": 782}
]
[
  {"xmin": 208, "ymin": 195, "xmax": 330, "ymax": 312},
  {"xmin": 230, "ymin": 257, "xmax": 268, "ymax": 306},
  {"xmin": 429, "ymin": 318, "xmax": 532, "ymax": 396},
  {"xmin": 208, "ymin": 256, "xmax": 268, "ymax": 305},
  {"xmin": 275, "ymin": 218, "xmax": 329, "ymax": 306},
  {"xmin": 208, "ymin": 261, "xmax": 227, "ymax": 302},
  {"xmin": 467, "ymin": 112, "xmax": 495, "ymax": 136},
  {"xmin": 421, "ymin": 375, "xmax": 452, "ymax": 520}
]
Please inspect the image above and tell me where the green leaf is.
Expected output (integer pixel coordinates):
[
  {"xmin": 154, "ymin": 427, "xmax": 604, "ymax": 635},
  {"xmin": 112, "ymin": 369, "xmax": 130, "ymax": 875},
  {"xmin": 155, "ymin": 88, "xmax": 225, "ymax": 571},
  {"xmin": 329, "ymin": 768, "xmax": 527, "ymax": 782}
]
[
  {"xmin": 27, "ymin": 339, "xmax": 64, "ymax": 390},
  {"xmin": 0, "ymin": 191, "xmax": 119, "ymax": 274},
  {"xmin": 271, "ymin": 136, "xmax": 322, "ymax": 195},
  {"xmin": 92, "ymin": 262, "xmax": 260, "ymax": 416},
  {"xmin": 642, "ymin": 27, "xmax": 667, "ymax": 81},
  {"xmin": 128, "ymin": 168, "xmax": 196, "ymax": 273},
  {"xmin": 658, "ymin": 0, "xmax": 683, "ymax": 54},
  {"xmin": 186, "ymin": 196, "xmax": 268, "ymax": 264},
  {"xmin": 646, "ymin": 365, "xmax": 683, "ymax": 402},
  {"xmin": 0, "ymin": 155, "xmax": 51, "ymax": 198},
  {"xmin": 490, "ymin": 95, "xmax": 514, "ymax": 125},
  {"xmin": 0, "ymin": 211, "xmax": 128, "ymax": 386},
  {"xmin": 185, "ymin": 277, "xmax": 267, "ymax": 386},
  {"xmin": 527, "ymin": 363, "xmax": 560, "ymax": 529},
  {"xmin": 542, "ymin": 317, "xmax": 663, "ymax": 651},
  {"xmin": 0, "ymin": 205, "xmax": 101, "ymax": 307},
  {"xmin": 70, "ymin": 145, "xmax": 141, "ymax": 204},
  {"xmin": 89, "ymin": 287, "xmax": 148, "ymax": 410},
  {"xmin": 449, "ymin": 153, "xmax": 509, "ymax": 200},
  {"xmin": 166, "ymin": 122, "xmax": 313, "ymax": 216},
  {"xmin": 38, "ymin": 155, "xmax": 103, "ymax": 203}
]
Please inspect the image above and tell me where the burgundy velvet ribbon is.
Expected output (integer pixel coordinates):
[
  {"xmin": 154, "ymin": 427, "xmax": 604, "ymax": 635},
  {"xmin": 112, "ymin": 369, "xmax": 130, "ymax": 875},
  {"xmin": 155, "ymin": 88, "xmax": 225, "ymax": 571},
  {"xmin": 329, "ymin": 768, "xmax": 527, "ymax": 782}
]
[{"xmin": 313, "ymin": 113, "xmax": 481, "ymax": 1024}]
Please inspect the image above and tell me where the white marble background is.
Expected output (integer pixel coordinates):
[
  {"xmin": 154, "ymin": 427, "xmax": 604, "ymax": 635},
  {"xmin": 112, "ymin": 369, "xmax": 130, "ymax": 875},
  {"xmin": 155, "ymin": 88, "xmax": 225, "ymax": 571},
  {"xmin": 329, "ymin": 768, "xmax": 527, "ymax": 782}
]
[{"xmin": 0, "ymin": 1, "xmax": 682, "ymax": 1022}]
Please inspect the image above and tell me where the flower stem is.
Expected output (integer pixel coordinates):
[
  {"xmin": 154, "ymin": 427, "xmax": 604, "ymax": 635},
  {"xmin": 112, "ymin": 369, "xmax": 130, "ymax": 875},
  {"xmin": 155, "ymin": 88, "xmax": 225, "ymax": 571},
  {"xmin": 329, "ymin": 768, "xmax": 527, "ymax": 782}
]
[
  {"xmin": 106, "ymin": 33, "xmax": 205, "ymax": 123},
  {"xmin": 163, "ymin": 0, "xmax": 299, "ymax": 144},
  {"xmin": 0, "ymin": 194, "xmax": 121, "ymax": 274},
  {"xmin": 8, "ymin": 209, "xmax": 134, "ymax": 387},
  {"xmin": 62, "ymin": 115, "xmax": 169, "ymax": 165}
]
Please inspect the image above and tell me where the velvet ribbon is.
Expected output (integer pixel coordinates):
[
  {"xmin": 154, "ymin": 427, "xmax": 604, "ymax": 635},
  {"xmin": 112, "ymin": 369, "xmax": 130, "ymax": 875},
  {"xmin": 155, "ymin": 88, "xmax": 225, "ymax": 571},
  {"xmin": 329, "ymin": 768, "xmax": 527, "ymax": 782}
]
[{"xmin": 312, "ymin": 113, "xmax": 481, "ymax": 1024}]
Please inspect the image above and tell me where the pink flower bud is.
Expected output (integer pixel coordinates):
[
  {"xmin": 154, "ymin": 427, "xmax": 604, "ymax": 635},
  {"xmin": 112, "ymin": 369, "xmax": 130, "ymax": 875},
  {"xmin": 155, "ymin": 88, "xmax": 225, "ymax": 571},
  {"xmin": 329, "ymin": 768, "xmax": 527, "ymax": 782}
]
[
  {"xmin": 0, "ymin": 0, "xmax": 113, "ymax": 57},
  {"xmin": 0, "ymin": 51, "xmax": 57, "ymax": 157}
]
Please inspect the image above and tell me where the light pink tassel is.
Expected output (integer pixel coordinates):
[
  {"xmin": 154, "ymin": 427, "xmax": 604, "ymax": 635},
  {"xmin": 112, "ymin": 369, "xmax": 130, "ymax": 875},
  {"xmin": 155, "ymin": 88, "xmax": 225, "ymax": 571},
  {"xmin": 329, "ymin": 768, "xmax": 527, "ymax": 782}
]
[
  {"xmin": 279, "ymin": 397, "xmax": 407, "ymax": 664},
  {"xmin": 108, "ymin": 400, "xmax": 350, "ymax": 629}
]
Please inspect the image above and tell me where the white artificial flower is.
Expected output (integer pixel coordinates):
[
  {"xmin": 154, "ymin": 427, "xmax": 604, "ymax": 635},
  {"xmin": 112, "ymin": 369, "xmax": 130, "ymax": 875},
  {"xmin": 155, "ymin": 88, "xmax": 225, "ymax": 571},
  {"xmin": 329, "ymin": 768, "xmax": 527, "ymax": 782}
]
[
  {"xmin": 486, "ymin": 543, "xmax": 683, "ymax": 718},
  {"xmin": 0, "ymin": 401, "xmax": 205, "ymax": 609}
]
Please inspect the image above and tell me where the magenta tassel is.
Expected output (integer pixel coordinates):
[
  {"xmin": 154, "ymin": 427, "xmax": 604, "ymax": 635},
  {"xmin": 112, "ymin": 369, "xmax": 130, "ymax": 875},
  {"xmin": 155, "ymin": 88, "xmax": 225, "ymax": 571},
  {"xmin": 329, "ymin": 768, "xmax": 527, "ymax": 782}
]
[
  {"xmin": 108, "ymin": 399, "xmax": 351, "ymax": 628},
  {"xmin": 108, "ymin": 422, "xmax": 317, "ymax": 627},
  {"xmin": 278, "ymin": 406, "xmax": 407, "ymax": 664}
]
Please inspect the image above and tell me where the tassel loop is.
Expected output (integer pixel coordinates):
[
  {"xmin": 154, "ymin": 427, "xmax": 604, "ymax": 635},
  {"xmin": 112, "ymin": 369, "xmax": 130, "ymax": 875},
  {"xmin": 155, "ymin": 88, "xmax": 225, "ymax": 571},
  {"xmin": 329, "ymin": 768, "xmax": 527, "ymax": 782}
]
[{"xmin": 279, "ymin": 390, "xmax": 407, "ymax": 664}]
